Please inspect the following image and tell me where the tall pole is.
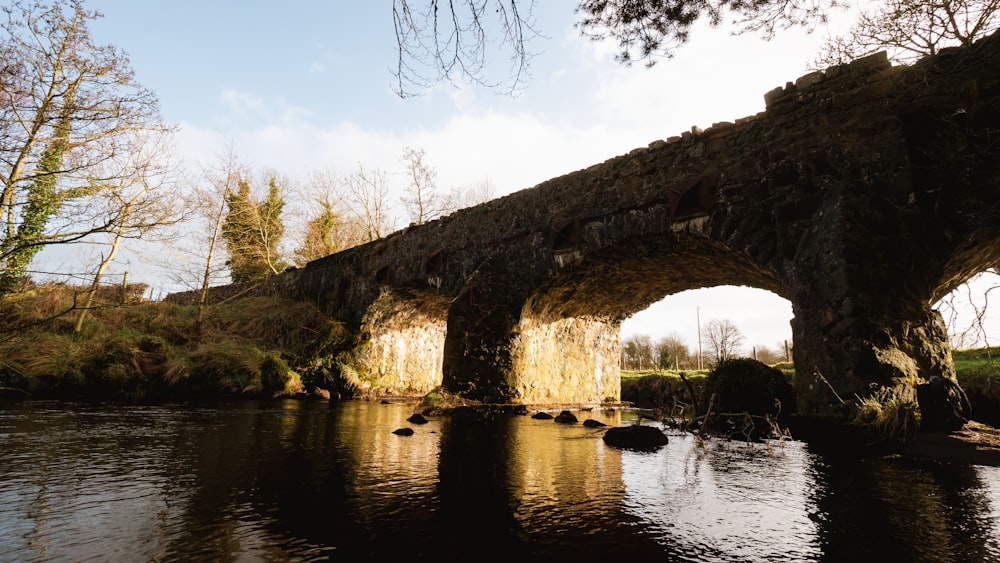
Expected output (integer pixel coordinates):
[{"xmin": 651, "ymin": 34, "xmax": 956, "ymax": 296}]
[{"xmin": 696, "ymin": 306, "xmax": 703, "ymax": 371}]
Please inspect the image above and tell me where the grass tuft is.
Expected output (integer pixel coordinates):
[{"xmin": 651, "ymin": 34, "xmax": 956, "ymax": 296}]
[{"xmin": 853, "ymin": 380, "xmax": 922, "ymax": 443}]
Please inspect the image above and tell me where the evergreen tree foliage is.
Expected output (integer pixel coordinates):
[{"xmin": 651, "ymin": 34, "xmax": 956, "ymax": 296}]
[
  {"xmin": 221, "ymin": 175, "xmax": 286, "ymax": 283},
  {"xmin": 0, "ymin": 103, "xmax": 72, "ymax": 295}
]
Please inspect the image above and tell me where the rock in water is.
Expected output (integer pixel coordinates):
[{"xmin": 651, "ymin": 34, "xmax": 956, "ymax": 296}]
[
  {"xmin": 554, "ymin": 410, "xmax": 578, "ymax": 424},
  {"xmin": 583, "ymin": 419, "xmax": 606, "ymax": 428},
  {"xmin": 407, "ymin": 413, "xmax": 429, "ymax": 424},
  {"xmin": 393, "ymin": 427, "xmax": 414, "ymax": 436},
  {"xmin": 532, "ymin": 411, "xmax": 554, "ymax": 420},
  {"xmin": 603, "ymin": 425, "xmax": 669, "ymax": 451}
]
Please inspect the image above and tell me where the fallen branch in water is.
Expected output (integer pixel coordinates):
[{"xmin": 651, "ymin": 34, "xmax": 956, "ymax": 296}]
[{"xmin": 814, "ymin": 369, "xmax": 847, "ymax": 406}]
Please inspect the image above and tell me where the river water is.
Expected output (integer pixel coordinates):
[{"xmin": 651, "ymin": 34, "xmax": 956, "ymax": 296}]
[{"xmin": 1, "ymin": 399, "xmax": 998, "ymax": 562}]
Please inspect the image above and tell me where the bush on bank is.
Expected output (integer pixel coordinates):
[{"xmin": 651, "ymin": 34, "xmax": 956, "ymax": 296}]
[{"xmin": 0, "ymin": 284, "xmax": 360, "ymax": 401}]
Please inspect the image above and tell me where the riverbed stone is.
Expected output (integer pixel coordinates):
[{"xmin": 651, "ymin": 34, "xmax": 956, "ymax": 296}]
[
  {"xmin": 407, "ymin": 413, "xmax": 429, "ymax": 424},
  {"xmin": 554, "ymin": 410, "xmax": 578, "ymax": 424},
  {"xmin": 603, "ymin": 425, "xmax": 669, "ymax": 451}
]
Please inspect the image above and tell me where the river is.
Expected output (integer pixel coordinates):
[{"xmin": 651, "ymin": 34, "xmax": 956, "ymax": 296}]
[{"xmin": 1, "ymin": 399, "xmax": 998, "ymax": 561}]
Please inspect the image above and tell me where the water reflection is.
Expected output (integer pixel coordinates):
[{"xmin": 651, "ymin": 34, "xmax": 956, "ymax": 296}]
[
  {"xmin": 809, "ymin": 453, "xmax": 1000, "ymax": 561},
  {"xmin": 619, "ymin": 436, "xmax": 822, "ymax": 561},
  {"xmin": 1, "ymin": 401, "xmax": 999, "ymax": 561}
]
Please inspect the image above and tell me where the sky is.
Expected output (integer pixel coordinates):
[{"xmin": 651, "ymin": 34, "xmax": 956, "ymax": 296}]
[{"xmin": 51, "ymin": 0, "xmax": 997, "ymax": 353}]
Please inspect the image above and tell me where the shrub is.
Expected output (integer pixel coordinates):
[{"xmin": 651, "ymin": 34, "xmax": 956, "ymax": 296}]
[
  {"xmin": 0, "ymin": 333, "xmax": 86, "ymax": 395},
  {"xmin": 703, "ymin": 358, "xmax": 796, "ymax": 417},
  {"xmin": 165, "ymin": 343, "xmax": 265, "ymax": 395},
  {"xmin": 621, "ymin": 371, "xmax": 705, "ymax": 415},
  {"xmin": 260, "ymin": 354, "xmax": 304, "ymax": 396}
]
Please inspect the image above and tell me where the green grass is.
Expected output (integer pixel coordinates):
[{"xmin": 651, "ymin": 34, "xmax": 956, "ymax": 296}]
[
  {"xmin": 954, "ymin": 346, "xmax": 999, "ymax": 401},
  {"xmin": 854, "ymin": 379, "xmax": 922, "ymax": 443},
  {"xmin": 622, "ymin": 368, "xmax": 709, "ymax": 379},
  {"xmin": 953, "ymin": 347, "xmax": 1000, "ymax": 426},
  {"xmin": 0, "ymin": 283, "xmax": 358, "ymax": 400},
  {"xmin": 954, "ymin": 346, "xmax": 998, "ymax": 375}
]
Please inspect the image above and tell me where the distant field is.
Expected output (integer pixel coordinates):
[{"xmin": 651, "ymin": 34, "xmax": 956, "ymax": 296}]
[
  {"xmin": 623, "ymin": 349, "xmax": 997, "ymax": 381},
  {"xmin": 954, "ymin": 346, "xmax": 999, "ymax": 378}
]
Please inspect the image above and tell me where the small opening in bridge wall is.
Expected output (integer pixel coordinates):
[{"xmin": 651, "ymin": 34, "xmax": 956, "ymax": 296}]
[
  {"xmin": 425, "ymin": 252, "xmax": 444, "ymax": 276},
  {"xmin": 551, "ymin": 221, "xmax": 580, "ymax": 252},
  {"xmin": 376, "ymin": 266, "xmax": 390, "ymax": 284},
  {"xmin": 669, "ymin": 178, "xmax": 711, "ymax": 220}
]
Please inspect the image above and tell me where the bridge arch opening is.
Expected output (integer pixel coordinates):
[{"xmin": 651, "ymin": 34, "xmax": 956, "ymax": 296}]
[
  {"xmin": 934, "ymin": 269, "xmax": 1000, "ymax": 349},
  {"xmin": 621, "ymin": 286, "xmax": 794, "ymax": 369},
  {"xmin": 509, "ymin": 231, "xmax": 792, "ymax": 404}
]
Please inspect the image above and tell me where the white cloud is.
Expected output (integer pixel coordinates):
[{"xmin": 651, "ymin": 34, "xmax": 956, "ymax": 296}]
[
  {"xmin": 621, "ymin": 287, "xmax": 794, "ymax": 353},
  {"xmin": 220, "ymin": 89, "xmax": 267, "ymax": 116}
]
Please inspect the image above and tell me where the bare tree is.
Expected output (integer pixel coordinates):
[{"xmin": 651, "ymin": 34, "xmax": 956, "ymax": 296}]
[
  {"xmin": 183, "ymin": 148, "xmax": 247, "ymax": 333},
  {"xmin": 343, "ymin": 164, "xmax": 395, "ymax": 242},
  {"xmin": 73, "ymin": 129, "xmax": 180, "ymax": 332},
  {"xmin": 656, "ymin": 333, "xmax": 692, "ymax": 370},
  {"xmin": 815, "ymin": 0, "xmax": 1000, "ymax": 66},
  {"xmin": 392, "ymin": 0, "xmax": 840, "ymax": 96},
  {"xmin": 701, "ymin": 319, "xmax": 745, "ymax": 365},
  {"xmin": 938, "ymin": 268, "xmax": 999, "ymax": 349},
  {"xmin": 751, "ymin": 343, "xmax": 789, "ymax": 365},
  {"xmin": 292, "ymin": 169, "xmax": 369, "ymax": 265},
  {"xmin": 0, "ymin": 0, "xmax": 173, "ymax": 299},
  {"xmin": 392, "ymin": 0, "xmax": 542, "ymax": 97},
  {"xmin": 400, "ymin": 147, "xmax": 446, "ymax": 225},
  {"xmin": 448, "ymin": 177, "xmax": 498, "ymax": 210},
  {"xmin": 622, "ymin": 334, "xmax": 655, "ymax": 370}
]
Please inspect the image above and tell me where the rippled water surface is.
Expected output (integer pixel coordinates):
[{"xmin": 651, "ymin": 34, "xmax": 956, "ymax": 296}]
[{"xmin": 1, "ymin": 400, "xmax": 999, "ymax": 561}]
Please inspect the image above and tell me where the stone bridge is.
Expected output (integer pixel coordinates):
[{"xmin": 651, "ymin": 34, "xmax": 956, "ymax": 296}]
[{"xmin": 260, "ymin": 33, "xmax": 999, "ymax": 414}]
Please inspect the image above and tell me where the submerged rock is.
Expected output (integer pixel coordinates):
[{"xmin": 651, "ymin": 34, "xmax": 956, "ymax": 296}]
[
  {"xmin": 554, "ymin": 410, "xmax": 578, "ymax": 424},
  {"xmin": 532, "ymin": 411, "xmax": 554, "ymax": 420},
  {"xmin": 583, "ymin": 419, "xmax": 607, "ymax": 428},
  {"xmin": 603, "ymin": 425, "xmax": 669, "ymax": 451},
  {"xmin": 392, "ymin": 427, "xmax": 414, "ymax": 436},
  {"xmin": 407, "ymin": 413, "xmax": 429, "ymax": 424}
]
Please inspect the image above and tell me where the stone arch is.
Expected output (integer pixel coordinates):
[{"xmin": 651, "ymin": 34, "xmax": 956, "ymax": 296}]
[{"xmin": 509, "ymin": 229, "xmax": 788, "ymax": 405}]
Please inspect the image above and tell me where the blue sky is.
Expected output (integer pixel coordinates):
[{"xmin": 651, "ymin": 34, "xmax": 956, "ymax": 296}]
[{"xmin": 68, "ymin": 1, "xmax": 995, "ymax": 352}]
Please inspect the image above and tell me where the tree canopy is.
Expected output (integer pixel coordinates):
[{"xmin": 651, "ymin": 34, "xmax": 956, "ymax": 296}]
[
  {"xmin": 221, "ymin": 174, "xmax": 287, "ymax": 284},
  {"xmin": 391, "ymin": 0, "xmax": 840, "ymax": 96},
  {"xmin": 393, "ymin": 0, "xmax": 1000, "ymax": 96},
  {"xmin": 0, "ymin": 0, "xmax": 174, "ymax": 299},
  {"xmin": 816, "ymin": 0, "xmax": 1000, "ymax": 66}
]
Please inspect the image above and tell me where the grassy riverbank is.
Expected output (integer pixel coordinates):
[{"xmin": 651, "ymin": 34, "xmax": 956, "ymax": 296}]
[
  {"xmin": 0, "ymin": 283, "xmax": 361, "ymax": 401},
  {"xmin": 621, "ymin": 348, "xmax": 1000, "ymax": 428}
]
